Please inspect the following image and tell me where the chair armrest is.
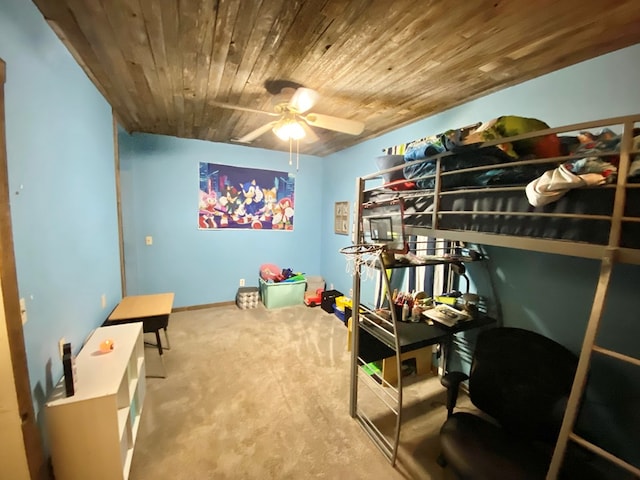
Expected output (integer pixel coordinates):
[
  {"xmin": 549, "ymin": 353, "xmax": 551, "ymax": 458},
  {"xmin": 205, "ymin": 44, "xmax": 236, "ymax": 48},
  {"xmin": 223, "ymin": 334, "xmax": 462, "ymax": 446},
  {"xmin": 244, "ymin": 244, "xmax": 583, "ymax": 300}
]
[{"xmin": 441, "ymin": 371, "xmax": 469, "ymax": 417}]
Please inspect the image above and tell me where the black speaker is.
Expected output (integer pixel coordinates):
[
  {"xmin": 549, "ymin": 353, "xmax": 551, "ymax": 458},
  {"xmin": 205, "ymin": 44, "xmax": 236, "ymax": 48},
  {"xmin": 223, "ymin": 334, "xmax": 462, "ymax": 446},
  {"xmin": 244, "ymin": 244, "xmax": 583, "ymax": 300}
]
[{"xmin": 62, "ymin": 343, "xmax": 75, "ymax": 397}]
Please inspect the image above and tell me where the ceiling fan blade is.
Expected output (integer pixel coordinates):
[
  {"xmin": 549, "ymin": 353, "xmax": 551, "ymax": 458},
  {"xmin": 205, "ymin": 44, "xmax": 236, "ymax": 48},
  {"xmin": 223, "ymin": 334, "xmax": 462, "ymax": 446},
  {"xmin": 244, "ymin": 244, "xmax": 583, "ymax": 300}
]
[
  {"xmin": 289, "ymin": 88, "xmax": 319, "ymax": 113},
  {"xmin": 233, "ymin": 121, "xmax": 278, "ymax": 143},
  {"xmin": 211, "ymin": 101, "xmax": 279, "ymax": 117},
  {"xmin": 303, "ymin": 113, "xmax": 365, "ymax": 135},
  {"xmin": 299, "ymin": 122, "xmax": 319, "ymax": 144}
]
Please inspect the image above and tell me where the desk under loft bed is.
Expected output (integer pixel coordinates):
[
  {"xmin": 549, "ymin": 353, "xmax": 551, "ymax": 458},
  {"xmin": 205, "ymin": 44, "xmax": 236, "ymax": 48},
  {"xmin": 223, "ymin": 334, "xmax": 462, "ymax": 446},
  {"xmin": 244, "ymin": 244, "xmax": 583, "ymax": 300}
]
[{"xmin": 348, "ymin": 114, "xmax": 640, "ymax": 478}]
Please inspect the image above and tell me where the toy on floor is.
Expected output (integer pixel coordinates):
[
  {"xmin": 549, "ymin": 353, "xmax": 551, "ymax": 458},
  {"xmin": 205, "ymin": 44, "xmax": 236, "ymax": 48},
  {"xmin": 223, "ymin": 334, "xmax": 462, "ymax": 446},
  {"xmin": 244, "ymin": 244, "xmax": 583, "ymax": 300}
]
[{"xmin": 304, "ymin": 288, "xmax": 324, "ymax": 307}]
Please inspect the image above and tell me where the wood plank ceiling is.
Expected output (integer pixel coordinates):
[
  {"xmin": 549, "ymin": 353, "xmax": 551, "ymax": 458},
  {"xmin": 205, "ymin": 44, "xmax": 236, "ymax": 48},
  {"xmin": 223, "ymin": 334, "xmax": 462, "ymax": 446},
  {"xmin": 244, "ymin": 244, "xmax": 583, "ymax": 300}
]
[{"xmin": 32, "ymin": 0, "xmax": 640, "ymax": 157}]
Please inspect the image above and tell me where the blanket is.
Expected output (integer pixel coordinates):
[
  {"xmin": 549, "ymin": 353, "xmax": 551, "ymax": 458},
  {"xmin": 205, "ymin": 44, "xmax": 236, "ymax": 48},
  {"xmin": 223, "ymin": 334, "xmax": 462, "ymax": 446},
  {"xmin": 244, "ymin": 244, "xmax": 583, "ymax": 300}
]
[
  {"xmin": 402, "ymin": 115, "xmax": 561, "ymax": 189},
  {"xmin": 526, "ymin": 132, "xmax": 640, "ymax": 206}
]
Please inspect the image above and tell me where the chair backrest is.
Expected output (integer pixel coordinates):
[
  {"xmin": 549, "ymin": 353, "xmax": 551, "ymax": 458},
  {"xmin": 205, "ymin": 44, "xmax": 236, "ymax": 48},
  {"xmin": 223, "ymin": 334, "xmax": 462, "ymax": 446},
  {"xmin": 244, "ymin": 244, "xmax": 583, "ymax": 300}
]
[{"xmin": 469, "ymin": 327, "xmax": 578, "ymax": 443}]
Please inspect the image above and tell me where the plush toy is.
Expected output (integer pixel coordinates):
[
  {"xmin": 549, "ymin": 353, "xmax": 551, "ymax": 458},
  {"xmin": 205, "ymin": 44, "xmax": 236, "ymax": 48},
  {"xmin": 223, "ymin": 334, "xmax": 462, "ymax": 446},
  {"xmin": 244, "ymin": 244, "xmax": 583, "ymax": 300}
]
[
  {"xmin": 468, "ymin": 115, "xmax": 561, "ymax": 159},
  {"xmin": 260, "ymin": 263, "xmax": 284, "ymax": 282}
]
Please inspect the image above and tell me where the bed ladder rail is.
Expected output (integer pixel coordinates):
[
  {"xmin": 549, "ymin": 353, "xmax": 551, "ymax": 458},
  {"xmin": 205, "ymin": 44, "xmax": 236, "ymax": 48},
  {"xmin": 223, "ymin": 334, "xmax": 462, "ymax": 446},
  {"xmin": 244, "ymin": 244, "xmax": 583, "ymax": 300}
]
[{"xmin": 546, "ymin": 253, "xmax": 640, "ymax": 479}]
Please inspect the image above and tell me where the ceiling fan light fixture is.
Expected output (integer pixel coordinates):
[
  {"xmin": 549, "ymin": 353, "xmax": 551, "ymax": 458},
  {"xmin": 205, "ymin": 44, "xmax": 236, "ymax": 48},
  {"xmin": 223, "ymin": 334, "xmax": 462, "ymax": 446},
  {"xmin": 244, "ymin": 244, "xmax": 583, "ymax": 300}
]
[{"xmin": 273, "ymin": 118, "xmax": 305, "ymax": 141}]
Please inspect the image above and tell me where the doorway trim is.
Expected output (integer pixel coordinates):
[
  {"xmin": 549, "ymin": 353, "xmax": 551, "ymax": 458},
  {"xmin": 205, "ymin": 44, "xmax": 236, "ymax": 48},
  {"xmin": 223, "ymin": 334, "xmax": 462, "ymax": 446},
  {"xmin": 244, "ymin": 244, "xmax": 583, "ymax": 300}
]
[{"xmin": 0, "ymin": 58, "xmax": 47, "ymax": 479}]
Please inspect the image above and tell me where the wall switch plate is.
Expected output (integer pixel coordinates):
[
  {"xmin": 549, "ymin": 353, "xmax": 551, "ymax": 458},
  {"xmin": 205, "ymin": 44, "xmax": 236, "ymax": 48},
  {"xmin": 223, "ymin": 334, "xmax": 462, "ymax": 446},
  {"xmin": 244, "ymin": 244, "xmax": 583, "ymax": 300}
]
[
  {"xmin": 239, "ymin": 278, "xmax": 245, "ymax": 287},
  {"xmin": 145, "ymin": 236, "xmax": 153, "ymax": 246},
  {"xmin": 101, "ymin": 294, "xmax": 107, "ymax": 309}
]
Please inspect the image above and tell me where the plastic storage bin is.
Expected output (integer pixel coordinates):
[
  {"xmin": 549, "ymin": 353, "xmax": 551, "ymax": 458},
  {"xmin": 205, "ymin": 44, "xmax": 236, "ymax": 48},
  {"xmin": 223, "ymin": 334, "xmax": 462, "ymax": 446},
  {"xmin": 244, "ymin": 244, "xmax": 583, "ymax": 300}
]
[
  {"xmin": 333, "ymin": 305, "xmax": 352, "ymax": 324},
  {"xmin": 259, "ymin": 278, "xmax": 306, "ymax": 309},
  {"xmin": 321, "ymin": 290, "xmax": 343, "ymax": 313},
  {"xmin": 236, "ymin": 287, "xmax": 259, "ymax": 309},
  {"xmin": 335, "ymin": 296, "xmax": 352, "ymax": 311}
]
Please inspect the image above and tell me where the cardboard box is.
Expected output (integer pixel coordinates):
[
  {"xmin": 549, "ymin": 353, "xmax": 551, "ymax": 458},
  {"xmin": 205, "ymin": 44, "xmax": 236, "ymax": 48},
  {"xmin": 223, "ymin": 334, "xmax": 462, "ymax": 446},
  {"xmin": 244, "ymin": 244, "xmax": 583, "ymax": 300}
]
[{"xmin": 305, "ymin": 275, "xmax": 325, "ymax": 293}]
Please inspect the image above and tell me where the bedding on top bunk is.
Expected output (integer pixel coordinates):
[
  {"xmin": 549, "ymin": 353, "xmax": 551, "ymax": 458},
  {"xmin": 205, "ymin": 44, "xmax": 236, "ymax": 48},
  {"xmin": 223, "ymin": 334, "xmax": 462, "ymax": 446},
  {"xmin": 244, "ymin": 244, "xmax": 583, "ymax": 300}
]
[
  {"xmin": 400, "ymin": 116, "xmax": 560, "ymax": 190},
  {"xmin": 380, "ymin": 116, "xmax": 640, "ymax": 198},
  {"xmin": 372, "ymin": 115, "xmax": 640, "ymax": 248},
  {"xmin": 526, "ymin": 129, "xmax": 640, "ymax": 206}
]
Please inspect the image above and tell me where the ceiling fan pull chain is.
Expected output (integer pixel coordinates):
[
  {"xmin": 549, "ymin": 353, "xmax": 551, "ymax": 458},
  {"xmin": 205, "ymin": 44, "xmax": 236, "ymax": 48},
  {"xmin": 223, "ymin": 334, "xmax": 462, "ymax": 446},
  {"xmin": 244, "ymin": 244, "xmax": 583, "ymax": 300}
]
[
  {"xmin": 296, "ymin": 138, "xmax": 300, "ymax": 171},
  {"xmin": 289, "ymin": 137, "xmax": 293, "ymax": 166}
]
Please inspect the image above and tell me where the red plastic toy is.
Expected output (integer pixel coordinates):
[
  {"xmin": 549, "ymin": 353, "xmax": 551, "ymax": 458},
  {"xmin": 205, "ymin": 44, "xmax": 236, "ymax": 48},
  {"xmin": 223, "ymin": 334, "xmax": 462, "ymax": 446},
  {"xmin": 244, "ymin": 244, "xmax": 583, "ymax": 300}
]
[{"xmin": 304, "ymin": 288, "xmax": 324, "ymax": 307}]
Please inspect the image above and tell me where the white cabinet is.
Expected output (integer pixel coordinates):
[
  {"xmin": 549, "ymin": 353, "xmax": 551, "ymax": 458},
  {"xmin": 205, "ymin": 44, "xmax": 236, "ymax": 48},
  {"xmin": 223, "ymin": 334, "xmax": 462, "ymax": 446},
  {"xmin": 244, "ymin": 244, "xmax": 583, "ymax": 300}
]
[{"xmin": 45, "ymin": 323, "xmax": 145, "ymax": 480}]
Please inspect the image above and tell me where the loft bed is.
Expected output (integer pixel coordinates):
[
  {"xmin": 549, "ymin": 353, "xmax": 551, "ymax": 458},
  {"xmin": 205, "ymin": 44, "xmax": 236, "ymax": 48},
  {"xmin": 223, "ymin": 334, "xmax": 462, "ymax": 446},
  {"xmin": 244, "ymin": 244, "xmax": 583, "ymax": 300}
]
[
  {"xmin": 362, "ymin": 114, "xmax": 640, "ymax": 264},
  {"xmin": 349, "ymin": 113, "xmax": 640, "ymax": 478}
]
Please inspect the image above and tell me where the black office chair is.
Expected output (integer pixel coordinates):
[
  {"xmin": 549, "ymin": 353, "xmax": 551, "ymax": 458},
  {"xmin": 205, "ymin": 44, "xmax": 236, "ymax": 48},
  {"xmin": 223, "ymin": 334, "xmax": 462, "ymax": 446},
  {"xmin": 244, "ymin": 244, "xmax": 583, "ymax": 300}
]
[{"xmin": 438, "ymin": 327, "xmax": 587, "ymax": 480}]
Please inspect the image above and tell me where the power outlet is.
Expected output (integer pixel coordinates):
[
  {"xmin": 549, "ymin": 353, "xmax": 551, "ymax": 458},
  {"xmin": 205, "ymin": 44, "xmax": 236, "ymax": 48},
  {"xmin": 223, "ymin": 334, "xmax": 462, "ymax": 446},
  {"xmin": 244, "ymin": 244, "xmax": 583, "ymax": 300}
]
[
  {"xmin": 58, "ymin": 338, "xmax": 66, "ymax": 359},
  {"xmin": 145, "ymin": 236, "xmax": 153, "ymax": 246},
  {"xmin": 239, "ymin": 278, "xmax": 245, "ymax": 287}
]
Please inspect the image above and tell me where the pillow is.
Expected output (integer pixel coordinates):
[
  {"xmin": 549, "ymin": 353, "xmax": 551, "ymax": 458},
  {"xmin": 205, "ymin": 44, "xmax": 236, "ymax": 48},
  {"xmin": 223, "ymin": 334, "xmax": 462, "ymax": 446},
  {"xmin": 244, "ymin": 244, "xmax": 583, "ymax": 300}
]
[{"xmin": 375, "ymin": 155, "xmax": 405, "ymax": 183}]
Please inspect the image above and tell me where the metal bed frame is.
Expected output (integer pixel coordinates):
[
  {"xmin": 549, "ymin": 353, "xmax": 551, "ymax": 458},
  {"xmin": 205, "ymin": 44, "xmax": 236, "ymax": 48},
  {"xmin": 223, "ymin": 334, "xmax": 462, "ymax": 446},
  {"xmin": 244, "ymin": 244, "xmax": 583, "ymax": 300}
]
[{"xmin": 349, "ymin": 114, "xmax": 640, "ymax": 478}]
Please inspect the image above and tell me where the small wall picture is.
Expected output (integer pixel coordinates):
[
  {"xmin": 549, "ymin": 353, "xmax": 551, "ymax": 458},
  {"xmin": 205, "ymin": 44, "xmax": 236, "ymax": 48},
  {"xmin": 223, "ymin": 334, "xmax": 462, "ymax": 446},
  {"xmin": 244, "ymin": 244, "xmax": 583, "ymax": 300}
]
[{"xmin": 335, "ymin": 201, "xmax": 349, "ymax": 235}]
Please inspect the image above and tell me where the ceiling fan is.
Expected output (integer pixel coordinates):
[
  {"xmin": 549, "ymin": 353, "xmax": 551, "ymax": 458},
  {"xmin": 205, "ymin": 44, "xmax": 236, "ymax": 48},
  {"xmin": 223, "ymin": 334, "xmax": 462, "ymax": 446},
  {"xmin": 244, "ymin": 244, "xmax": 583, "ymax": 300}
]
[{"xmin": 212, "ymin": 87, "xmax": 365, "ymax": 144}]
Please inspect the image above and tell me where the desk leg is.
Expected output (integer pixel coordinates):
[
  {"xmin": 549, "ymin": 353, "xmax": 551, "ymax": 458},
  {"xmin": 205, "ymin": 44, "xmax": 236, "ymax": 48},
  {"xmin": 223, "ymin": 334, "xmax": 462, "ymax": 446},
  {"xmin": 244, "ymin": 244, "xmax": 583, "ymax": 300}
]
[
  {"xmin": 144, "ymin": 331, "xmax": 167, "ymax": 379},
  {"xmin": 440, "ymin": 335, "xmax": 453, "ymax": 376},
  {"xmin": 163, "ymin": 327, "xmax": 171, "ymax": 350}
]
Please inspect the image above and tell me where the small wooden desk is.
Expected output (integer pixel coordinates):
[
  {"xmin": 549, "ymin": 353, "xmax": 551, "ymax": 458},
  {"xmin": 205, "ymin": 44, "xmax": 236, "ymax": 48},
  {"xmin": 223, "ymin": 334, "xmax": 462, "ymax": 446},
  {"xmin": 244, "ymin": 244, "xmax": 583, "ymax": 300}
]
[
  {"xmin": 106, "ymin": 293, "xmax": 174, "ymax": 377},
  {"xmin": 108, "ymin": 293, "xmax": 174, "ymax": 321}
]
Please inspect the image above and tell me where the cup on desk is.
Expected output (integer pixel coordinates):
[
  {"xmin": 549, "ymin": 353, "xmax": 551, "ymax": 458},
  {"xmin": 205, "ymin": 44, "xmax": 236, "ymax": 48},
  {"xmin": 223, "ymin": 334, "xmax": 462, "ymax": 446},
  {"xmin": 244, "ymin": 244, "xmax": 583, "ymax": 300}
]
[{"xmin": 461, "ymin": 294, "xmax": 480, "ymax": 318}]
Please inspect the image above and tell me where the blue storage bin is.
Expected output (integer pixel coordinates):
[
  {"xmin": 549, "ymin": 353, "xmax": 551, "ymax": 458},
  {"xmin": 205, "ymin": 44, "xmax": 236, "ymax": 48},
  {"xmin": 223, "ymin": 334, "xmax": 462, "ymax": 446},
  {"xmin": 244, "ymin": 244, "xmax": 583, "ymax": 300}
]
[{"xmin": 333, "ymin": 304, "xmax": 352, "ymax": 324}]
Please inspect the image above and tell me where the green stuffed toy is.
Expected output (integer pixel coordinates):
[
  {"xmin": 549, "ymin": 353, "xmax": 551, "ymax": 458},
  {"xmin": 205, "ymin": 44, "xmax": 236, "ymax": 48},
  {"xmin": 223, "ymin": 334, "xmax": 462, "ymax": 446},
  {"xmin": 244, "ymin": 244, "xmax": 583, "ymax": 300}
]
[{"xmin": 472, "ymin": 115, "xmax": 560, "ymax": 159}]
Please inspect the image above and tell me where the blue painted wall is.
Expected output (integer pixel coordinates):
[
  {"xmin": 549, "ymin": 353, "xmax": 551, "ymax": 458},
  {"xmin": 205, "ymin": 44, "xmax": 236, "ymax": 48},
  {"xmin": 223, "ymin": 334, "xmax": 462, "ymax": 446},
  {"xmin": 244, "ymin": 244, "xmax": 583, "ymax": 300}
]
[
  {"xmin": 117, "ymin": 43, "xmax": 640, "ymax": 464},
  {"xmin": 319, "ymin": 43, "xmax": 640, "ymax": 466},
  {"xmin": 0, "ymin": 0, "xmax": 121, "ymax": 440},
  {"xmin": 118, "ymin": 133, "xmax": 323, "ymax": 307},
  {"xmin": 2, "ymin": 0, "xmax": 639, "ymax": 468},
  {"xmin": 321, "ymin": 43, "xmax": 640, "ymax": 294}
]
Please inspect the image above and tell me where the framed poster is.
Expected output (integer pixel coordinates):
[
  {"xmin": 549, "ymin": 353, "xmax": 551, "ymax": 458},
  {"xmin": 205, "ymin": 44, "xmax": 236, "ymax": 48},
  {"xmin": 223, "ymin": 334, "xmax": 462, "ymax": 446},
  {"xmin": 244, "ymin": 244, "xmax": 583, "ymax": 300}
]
[
  {"xmin": 334, "ymin": 201, "xmax": 349, "ymax": 235},
  {"xmin": 199, "ymin": 162, "xmax": 295, "ymax": 230}
]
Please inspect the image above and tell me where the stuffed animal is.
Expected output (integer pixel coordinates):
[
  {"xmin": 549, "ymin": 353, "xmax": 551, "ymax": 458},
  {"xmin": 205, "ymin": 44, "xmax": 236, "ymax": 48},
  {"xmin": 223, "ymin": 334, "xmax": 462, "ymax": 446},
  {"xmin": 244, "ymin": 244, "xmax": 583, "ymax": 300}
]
[{"xmin": 468, "ymin": 115, "xmax": 561, "ymax": 159}]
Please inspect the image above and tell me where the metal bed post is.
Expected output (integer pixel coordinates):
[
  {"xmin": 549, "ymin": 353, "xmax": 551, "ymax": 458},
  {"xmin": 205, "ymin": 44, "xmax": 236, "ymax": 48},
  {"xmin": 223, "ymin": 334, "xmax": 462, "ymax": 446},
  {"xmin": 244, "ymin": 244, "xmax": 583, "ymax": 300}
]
[
  {"xmin": 547, "ymin": 119, "xmax": 640, "ymax": 479},
  {"xmin": 349, "ymin": 176, "xmax": 365, "ymax": 418},
  {"xmin": 348, "ymin": 176, "xmax": 405, "ymax": 466}
]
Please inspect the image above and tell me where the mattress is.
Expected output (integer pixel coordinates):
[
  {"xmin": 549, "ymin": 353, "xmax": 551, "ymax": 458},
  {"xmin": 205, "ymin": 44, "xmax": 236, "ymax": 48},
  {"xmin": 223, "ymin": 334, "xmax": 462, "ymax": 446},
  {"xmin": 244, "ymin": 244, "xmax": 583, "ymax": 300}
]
[{"xmin": 365, "ymin": 186, "xmax": 640, "ymax": 249}]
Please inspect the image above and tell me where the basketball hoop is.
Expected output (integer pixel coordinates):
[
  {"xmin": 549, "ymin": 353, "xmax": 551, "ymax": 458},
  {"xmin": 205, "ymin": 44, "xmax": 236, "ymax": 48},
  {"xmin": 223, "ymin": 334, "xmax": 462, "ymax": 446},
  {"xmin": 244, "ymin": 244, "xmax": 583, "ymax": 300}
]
[{"xmin": 340, "ymin": 243, "xmax": 384, "ymax": 279}]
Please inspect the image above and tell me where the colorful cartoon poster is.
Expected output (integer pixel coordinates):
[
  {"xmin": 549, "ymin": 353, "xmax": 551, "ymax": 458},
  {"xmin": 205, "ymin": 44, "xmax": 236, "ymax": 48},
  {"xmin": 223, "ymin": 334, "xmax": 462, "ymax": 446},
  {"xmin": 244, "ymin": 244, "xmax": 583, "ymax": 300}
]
[{"xmin": 198, "ymin": 163, "xmax": 295, "ymax": 230}]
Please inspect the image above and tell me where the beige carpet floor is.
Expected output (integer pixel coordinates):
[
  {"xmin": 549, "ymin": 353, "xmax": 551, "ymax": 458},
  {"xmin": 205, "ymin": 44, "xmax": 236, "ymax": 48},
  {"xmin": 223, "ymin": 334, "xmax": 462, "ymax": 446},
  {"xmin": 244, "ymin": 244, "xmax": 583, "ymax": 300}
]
[{"xmin": 129, "ymin": 304, "xmax": 470, "ymax": 480}]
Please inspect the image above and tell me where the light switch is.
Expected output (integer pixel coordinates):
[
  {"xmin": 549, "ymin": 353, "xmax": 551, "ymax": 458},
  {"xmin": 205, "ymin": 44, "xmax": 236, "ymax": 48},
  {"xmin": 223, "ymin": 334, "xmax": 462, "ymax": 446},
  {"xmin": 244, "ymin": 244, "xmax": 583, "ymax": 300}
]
[{"xmin": 145, "ymin": 236, "xmax": 153, "ymax": 246}]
